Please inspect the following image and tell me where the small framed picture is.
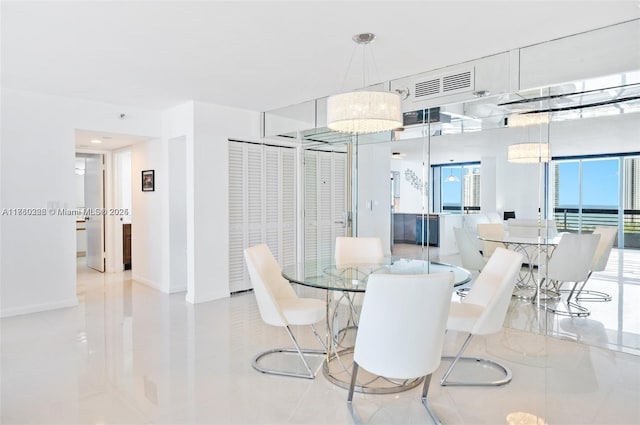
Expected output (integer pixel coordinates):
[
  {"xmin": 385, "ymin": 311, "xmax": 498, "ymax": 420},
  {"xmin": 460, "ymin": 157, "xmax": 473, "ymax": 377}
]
[{"xmin": 142, "ymin": 170, "xmax": 155, "ymax": 192}]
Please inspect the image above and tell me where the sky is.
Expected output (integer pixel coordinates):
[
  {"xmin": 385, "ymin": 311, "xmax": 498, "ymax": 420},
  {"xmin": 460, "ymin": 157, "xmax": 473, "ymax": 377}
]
[{"xmin": 557, "ymin": 159, "xmax": 619, "ymax": 208}]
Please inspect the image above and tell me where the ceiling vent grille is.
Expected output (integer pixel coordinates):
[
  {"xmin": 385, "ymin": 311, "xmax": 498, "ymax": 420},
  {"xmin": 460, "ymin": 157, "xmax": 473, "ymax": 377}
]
[
  {"xmin": 415, "ymin": 79, "xmax": 440, "ymax": 98},
  {"xmin": 412, "ymin": 67, "xmax": 475, "ymax": 101},
  {"xmin": 443, "ymin": 71, "xmax": 472, "ymax": 92}
]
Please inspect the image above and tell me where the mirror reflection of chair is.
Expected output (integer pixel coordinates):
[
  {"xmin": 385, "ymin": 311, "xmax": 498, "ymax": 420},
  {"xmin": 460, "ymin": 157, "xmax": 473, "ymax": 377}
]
[
  {"xmin": 476, "ymin": 223, "xmax": 505, "ymax": 260},
  {"xmin": 537, "ymin": 233, "xmax": 601, "ymax": 317},
  {"xmin": 574, "ymin": 226, "xmax": 617, "ymax": 302},
  {"xmin": 440, "ymin": 247, "xmax": 524, "ymax": 386},
  {"xmin": 244, "ymin": 244, "xmax": 326, "ymax": 379},
  {"xmin": 507, "ymin": 218, "xmax": 558, "ymax": 239},
  {"xmin": 347, "ymin": 272, "xmax": 454, "ymax": 425},
  {"xmin": 454, "ymin": 227, "xmax": 486, "ymax": 274},
  {"xmin": 453, "ymin": 227, "xmax": 486, "ymax": 298}
]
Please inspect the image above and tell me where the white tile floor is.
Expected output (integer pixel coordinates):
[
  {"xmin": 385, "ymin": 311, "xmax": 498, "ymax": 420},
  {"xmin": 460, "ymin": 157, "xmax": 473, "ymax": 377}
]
[{"xmin": 1, "ymin": 251, "xmax": 639, "ymax": 425}]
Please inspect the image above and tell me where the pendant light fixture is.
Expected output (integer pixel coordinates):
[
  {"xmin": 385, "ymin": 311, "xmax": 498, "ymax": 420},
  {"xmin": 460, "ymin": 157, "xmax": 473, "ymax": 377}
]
[
  {"xmin": 326, "ymin": 33, "xmax": 402, "ymax": 134},
  {"xmin": 507, "ymin": 112, "xmax": 551, "ymax": 163},
  {"xmin": 445, "ymin": 161, "xmax": 459, "ymax": 182},
  {"xmin": 507, "ymin": 143, "xmax": 551, "ymax": 163}
]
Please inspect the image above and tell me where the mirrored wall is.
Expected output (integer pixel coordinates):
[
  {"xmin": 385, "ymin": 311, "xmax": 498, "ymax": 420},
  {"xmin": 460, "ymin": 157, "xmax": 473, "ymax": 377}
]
[{"xmin": 265, "ymin": 68, "xmax": 640, "ymax": 356}]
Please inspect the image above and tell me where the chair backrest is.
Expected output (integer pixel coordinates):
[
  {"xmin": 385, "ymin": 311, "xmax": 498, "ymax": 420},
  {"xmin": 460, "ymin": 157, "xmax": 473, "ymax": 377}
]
[
  {"xmin": 508, "ymin": 218, "xmax": 558, "ymax": 238},
  {"xmin": 244, "ymin": 244, "xmax": 297, "ymax": 327},
  {"xmin": 353, "ymin": 272, "xmax": 454, "ymax": 379},
  {"xmin": 334, "ymin": 236, "xmax": 384, "ymax": 267},
  {"xmin": 477, "ymin": 223, "xmax": 505, "ymax": 258},
  {"xmin": 591, "ymin": 226, "xmax": 617, "ymax": 272},
  {"xmin": 462, "ymin": 247, "xmax": 524, "ymax": 335},
  {"xmin": 547, "ymin": 233, "xmax": 600, "ymax": 283},
  {"xmin": 454, "ymin": 227, "xmax": 486, "ymax": 272}
]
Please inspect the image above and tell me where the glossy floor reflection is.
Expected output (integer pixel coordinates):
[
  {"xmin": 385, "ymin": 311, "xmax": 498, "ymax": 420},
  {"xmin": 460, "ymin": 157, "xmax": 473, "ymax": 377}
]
[{"xmin": 1, "ymin": 257, "xmax": 639, "ymax": 424}]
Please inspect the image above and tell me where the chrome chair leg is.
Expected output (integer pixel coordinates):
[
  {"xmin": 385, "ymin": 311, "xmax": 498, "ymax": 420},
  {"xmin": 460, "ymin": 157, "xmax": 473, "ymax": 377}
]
[
  {"xmin": 421, "ymin": 374, "xmax": 442, "ymax": 425},
  {"xmin": 541, "ymin": 281, "xmax": 591, "ymax": 317},
  {"xmin": 347, "ymin": 361, "xmax": 359, "ymax": 403},
  {"xmin": 573, "ymin": 272, "xmax": 612, "ymax": 302},
  {"xmin": 440, "ymin": 333, "xmax": 512, "ymax": 386},
  {"xmin": 252, "ymin": 325, "xmax": 325, "ymax": 379},
  {"xmin": 310, "ymin": 324, "xmax": 327, "ymax": 352}
]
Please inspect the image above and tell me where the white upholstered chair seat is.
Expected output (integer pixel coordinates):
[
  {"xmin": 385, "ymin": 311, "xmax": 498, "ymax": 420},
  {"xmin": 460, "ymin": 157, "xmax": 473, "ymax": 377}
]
[{"xmin": 279, "ymin": 298, "xmax": 325, "ymax": 324}]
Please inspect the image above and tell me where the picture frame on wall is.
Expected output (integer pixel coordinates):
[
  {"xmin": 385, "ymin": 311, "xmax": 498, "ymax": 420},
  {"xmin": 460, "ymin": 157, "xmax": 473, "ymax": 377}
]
[{"xmin": 142, "ymin": 170, "xmax": 155, "ymax": 192}]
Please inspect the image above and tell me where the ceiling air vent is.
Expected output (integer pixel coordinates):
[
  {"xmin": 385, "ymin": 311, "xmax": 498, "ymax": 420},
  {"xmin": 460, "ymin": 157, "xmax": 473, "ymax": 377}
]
[
  {"xmin": 412, "ymin": 67, "xmax": 475, "ymax": 101},
  {"xmin": 415, "ymin": 79, "xmax": 440, "ymax": 98},
  {"xmin": 443, "ymin": 71, "xmax": 472, "ymax": 93}
]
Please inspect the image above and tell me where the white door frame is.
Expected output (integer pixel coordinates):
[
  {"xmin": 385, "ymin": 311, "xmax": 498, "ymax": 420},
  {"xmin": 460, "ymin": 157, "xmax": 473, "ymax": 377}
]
[{"xmin": 76, "ymin": 147, "xmax": 123, "ymax": 273}]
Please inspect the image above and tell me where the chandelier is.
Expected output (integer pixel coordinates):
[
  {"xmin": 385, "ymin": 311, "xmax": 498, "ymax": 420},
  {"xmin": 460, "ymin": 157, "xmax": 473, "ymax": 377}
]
[
  {"xmin": 507, "ymin": 143, "xmax": 551, "ymax": 163},
  {"xmin": 326, "ymin": 33, "xmax": 402, "ymax": 134}
]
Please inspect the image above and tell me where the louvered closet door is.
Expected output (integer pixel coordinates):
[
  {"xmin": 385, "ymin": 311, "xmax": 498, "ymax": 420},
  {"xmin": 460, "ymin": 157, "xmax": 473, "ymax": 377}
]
[
  {"xmin": 304, "ymin": 150, "xmax": 347, "ymax": 272},
  {"xmin": 332, "ymin": 152, "xmax": 347, "ymax": 240},
  {"xmin": 264, "ymin": 146, "xmax": 297, "ymax": 266},
  {"xmin": 228, "ymin": 142, "xmax": 297, "ymax": 293},
  {"xmin": 228, "ymin": 142, "xmax": 248, "ymax": 293},
  {"xmin": 279, "ymin": 148, "xmax": 297, "ymax": 268},
  {"xmin": 304, "ymin": 151, "xmax": 319, "ymax": 270}
]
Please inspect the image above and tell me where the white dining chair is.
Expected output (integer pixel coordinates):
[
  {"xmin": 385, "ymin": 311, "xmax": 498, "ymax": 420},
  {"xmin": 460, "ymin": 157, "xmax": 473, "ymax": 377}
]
[
  {"xmin": 540, "ymin": 233, "xmax": 601, "ymax": 317},
  {"xmin": 335, "ymin": 236, "xmax": 384, "ymax": 267},
  {"xmin": 574, "ymin": 226, "xmax": 617, "ymax": 302},
  {"xmin": 441, "ymin": 247, "xmax": 524, "ymax": 386},
  {"xmin": 454, "ymin": 227, "xmax": 486, "ymax": 273},
  {"xmin": 477, "ymin": 223, "xmax": 505, "ymax": 260},
  {"xmin": 347, "ymin": 272, "xmax": 454, "ymax": 424},
  {"xmin": 333, "ymin": 236, "xmax": 384, "ymax": 328},
  {"xmin": 244, "ymin": 244, "xmax": 326, "ymax": 379}
]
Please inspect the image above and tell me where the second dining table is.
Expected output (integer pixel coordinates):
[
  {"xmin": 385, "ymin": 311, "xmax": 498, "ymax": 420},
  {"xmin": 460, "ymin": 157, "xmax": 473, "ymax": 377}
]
[
  {"xmin": 478, "ymin": 234, "xmax": 562, "ymax": 300},
  {"xmin": 282, "ymin": 256, "xmax": 471, "ymax": 394}
]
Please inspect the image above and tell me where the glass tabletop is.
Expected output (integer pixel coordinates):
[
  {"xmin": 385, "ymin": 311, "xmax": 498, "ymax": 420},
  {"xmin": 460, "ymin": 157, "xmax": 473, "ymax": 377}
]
[
  {"xmin": 282, "ymin": 257, "xmax": 471, "ymax": 292},
  {"xmin": 479, "ymin": 235, "xmax": 562, "ymax": 245}
]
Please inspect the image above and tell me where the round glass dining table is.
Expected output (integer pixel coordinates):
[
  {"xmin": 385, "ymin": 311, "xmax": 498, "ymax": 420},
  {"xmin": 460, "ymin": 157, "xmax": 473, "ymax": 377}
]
[
  {"xmin": 282, "ymin": 257, "xmax": 471, "ymax": 292},
  {"xmin": 281, "ymin": 257, "xmax": 471, "ymax": 394}
]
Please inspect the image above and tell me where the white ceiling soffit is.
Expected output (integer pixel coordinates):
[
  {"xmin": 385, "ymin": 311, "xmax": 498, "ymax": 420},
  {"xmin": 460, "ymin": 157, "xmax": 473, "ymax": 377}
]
[
  {"xmin": 2, "ymin": 1, "xmax": 639, "ymax": 112},
  {"xmin": 75, "ymin": 129, "xmax": 153, "ymax": 151}
]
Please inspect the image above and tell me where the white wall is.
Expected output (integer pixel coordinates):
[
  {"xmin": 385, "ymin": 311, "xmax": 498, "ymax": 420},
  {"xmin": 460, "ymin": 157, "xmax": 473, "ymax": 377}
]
[
  {"xmin": 356, "ymin": 143, "xmax": 392, "ymax": 255},
  {"xmin": 130, "ymin": 139, "xmax": 168, "ymax": 292},
  {"xmin": 187, "ymin": 101, "xmax": 260, "ymax": 303},
  {"xmin": 168, "ymin": 137, "xmax": 187, "ymax": 293},
  {"xmin": 390, "ymin": 158, "xmax": 427, "ymax": 214},
  {"xmin": 0, "ymin": 88, "xmax": 161, "ymax": 317}
]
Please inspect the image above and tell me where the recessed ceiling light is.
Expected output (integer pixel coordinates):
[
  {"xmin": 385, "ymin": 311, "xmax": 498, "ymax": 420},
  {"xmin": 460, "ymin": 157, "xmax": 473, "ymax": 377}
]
[{"xmin": 90, "ymin": 139, "xmax": 103, "ymax": 144}]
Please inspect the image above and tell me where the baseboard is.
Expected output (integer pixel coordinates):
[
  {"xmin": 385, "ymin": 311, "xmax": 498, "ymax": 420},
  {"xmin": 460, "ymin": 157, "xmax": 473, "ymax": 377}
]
[
  {"xmin": 0, "ymin": 297, "xmax": 78, "ymax": 318},
  {"xmin": 131, "ymin": 274, "xmax": 161, "ymax": 291},
  {"xmin": 169, "ymin": 285, "xmax": 187, "ymax": 294},
  {"xmin": 185, "ymin": 290, "xmax": 230, "ymax": 304}
]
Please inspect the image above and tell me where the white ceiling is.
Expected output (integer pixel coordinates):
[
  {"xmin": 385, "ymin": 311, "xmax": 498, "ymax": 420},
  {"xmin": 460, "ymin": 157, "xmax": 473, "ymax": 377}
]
[
  {"xmin": 2, "ymin": 1, "xmax": 639, "ymax": 113},
  {"xmin": 75, "ymin": 129, "xmax": 153, "ymax": 151}
]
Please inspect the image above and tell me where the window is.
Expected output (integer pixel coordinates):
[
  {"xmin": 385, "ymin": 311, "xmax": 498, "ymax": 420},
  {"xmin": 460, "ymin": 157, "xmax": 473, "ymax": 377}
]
[
  {"xmin": 552, "ymin": 154, "xmax": 640, "ymax": 249},
  {"xmin": 437, "ymin": 163, "xmax": 480, "ymax": 213}
]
